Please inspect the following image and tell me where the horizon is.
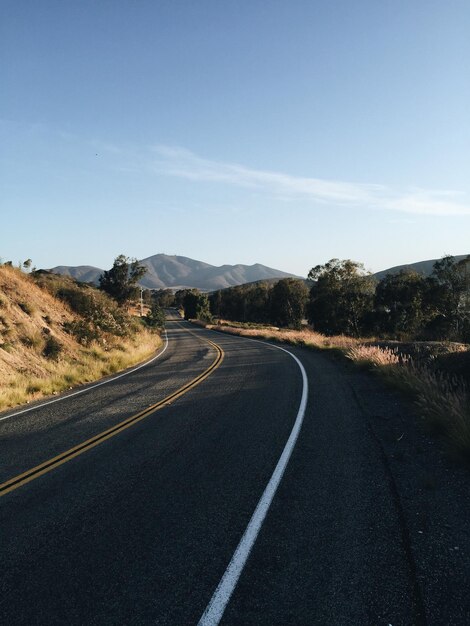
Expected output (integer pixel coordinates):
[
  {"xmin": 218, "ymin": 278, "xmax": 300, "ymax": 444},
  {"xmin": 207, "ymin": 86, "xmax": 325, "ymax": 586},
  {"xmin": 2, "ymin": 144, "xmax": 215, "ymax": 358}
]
[
  {"xmin": 44, "ymin": 250, "xmax": 470, "ymax": 280},
  {"xmin": 2, "ymin": 1, "xmax": 469, "ymax": 275}
]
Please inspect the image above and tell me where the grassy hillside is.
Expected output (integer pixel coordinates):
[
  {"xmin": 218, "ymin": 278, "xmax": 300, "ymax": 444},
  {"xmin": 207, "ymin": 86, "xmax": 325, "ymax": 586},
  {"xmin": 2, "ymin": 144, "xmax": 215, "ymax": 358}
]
[{"xmin": 0, "ymin": 266, "xmax": 162, "ymax": 411}]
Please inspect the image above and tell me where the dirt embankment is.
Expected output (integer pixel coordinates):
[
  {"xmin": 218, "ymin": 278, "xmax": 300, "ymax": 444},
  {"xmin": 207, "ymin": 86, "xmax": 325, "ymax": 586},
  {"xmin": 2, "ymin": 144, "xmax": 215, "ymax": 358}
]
[{"xmin": 0, "ymin": 266, "xmax": 162, "ymax": 411}]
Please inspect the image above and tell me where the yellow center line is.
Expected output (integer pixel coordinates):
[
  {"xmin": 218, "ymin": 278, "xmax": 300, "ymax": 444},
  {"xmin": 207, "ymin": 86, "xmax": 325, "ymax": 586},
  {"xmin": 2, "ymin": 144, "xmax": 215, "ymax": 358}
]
[{"xmin": 0, "ymin": 334, "xmax": 224, "ymax": 497}]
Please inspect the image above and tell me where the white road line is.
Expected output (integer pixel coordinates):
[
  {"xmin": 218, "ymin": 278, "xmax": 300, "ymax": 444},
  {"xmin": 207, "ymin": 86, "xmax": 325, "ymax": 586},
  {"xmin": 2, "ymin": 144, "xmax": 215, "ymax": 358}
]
[
  {"xmin": 0, "ymin": 331, "xmax": 169, "ymax": 423},
  {"xmin": 198, "ymin": 339, "xmax": 309, "ymax": 626}
]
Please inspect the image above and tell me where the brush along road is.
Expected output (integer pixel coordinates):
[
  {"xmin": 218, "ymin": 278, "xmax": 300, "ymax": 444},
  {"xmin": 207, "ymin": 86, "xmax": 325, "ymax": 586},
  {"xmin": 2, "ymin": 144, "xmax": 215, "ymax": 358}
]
[{"xmin": 1, "ymin": 313, "xmax": 469, "ymax": 624}]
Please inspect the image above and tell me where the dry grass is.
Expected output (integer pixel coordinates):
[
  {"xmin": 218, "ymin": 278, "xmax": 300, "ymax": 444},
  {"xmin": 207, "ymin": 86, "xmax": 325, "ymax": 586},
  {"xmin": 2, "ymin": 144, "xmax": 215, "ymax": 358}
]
[
  {"xmin": 0, "ymin": 328, "xmax": 161, "ymax": 411},
  {"xmin": 0, "ymin": 265, "xmax": 162, "ymax": 411},
  {"xmin": 203, "ymin": 318, "xmax": 470, "ymax": 460},
  {"xmin": 344, "ymin": 345, "xmax": 469, "ymax": 452},
  {"xmin": 205, "ymin": 320, "xmax": 360, "ymax": 351}
]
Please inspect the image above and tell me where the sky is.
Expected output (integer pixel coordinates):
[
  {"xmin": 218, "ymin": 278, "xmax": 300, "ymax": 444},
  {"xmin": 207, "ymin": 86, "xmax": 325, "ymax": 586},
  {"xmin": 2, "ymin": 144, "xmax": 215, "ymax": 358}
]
[{"xmin": 1, "ymin": 0, "xmax": 469, "ymax": 277}]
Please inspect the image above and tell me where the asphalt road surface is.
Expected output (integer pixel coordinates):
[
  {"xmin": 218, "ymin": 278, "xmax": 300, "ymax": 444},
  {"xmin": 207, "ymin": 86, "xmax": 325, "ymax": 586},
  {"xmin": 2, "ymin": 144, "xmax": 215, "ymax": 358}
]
[{"xmin": 1, "ymin": 313, "xmax": 469, "ymax": 625}]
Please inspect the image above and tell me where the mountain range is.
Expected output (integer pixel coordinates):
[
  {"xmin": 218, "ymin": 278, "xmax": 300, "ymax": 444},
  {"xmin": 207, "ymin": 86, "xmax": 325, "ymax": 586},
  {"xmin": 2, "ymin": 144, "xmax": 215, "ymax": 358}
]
[
  {"xmin": 49, "ymin": 253, "xmax": 469, "ymax": 291},
  {"xmin": 49, "ymin": 254, "xmax": 299, "ymax": 291}
]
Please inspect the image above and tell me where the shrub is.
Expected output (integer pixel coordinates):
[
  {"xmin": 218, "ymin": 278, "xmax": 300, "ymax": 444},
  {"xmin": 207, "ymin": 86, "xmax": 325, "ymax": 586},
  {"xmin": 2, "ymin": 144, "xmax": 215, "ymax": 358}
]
[
  {"xmin": 18, "ymin": 301, "xmax": 34, "ymax": 315},
  {"xmin": 57, "ymin": 285, "xmax": 131, "ymax": 337},
  {"xmin": 20, "ymin": 331, "xmax": 44, "ymax": 351},
  {"xmin": 145, "ymin": 303, "xmax": 166, "ymax": 328},
  {"xmin": 43, "ymin": 335, "xmax": 62, "ymax": 359},
  {"xmin": 63, "ymin": 320, "xmax": 100, "ymax": 346}
]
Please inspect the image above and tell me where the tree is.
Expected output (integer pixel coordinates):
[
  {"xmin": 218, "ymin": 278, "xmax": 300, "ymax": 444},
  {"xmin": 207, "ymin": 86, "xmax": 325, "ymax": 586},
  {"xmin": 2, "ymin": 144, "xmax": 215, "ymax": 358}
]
[
  {"xmin": 307, "ymin": 259, "xmax": 375, "ymax": 336},
  {"xmin": 209, "ymin": 289, "xmax": 223, "ymax": 318},
  {"xmin": 99, "ymin": 255, "xmax": 147, "ymax": 306},
  {"xmin": 195, "ymin": 293, "xmax": 212, "ymax": 322},
  {"xmin": 182, "ymin": 290, "xmax": 212, "ymax": 322},
  {"xmin": 209, "ymin": 282, "xmax": 273, "ymax": 324},
  {"xmin": 270, "ymin": 278, "xmax": 308, "ymax": 328},
  {"xmin": 152, "ymin": 289, "xmax": 175, "ymax": 308},
  {"xmin": 145, "ymin": 302, "xmax": 166, "ymax": 328},
  {"xmin": 424, "ymin": 255, "xmax": 470, "ymax": 340},
  {"xmin": 247, "ymin": 283, "xmax": 272, "ymax": 323},
  {"xmin": 23, "ymin": 259, "xmax": 32, "ymax": 272},
  {"xmin": 374, "ymin": 270, "xmax": 427, "ymax": 337}
]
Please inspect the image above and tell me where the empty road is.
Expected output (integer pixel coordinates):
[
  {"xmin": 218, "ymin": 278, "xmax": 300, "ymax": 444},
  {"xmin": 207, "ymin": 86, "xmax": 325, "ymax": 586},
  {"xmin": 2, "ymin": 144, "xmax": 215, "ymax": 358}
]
[{"xmin": 1, "ymin": 314, "xmax": 469, "ymax": 625}]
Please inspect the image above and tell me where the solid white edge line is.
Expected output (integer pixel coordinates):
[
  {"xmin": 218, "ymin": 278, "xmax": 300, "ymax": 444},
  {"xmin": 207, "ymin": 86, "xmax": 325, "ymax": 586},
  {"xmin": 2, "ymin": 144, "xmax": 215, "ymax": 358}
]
[
  {"xmin": 198, "ymin": 339, "xmax": 309, "ymax": 626},
  {"xmin": 0, "ymin": 330, "xmax": 169, "ymax": 423}
]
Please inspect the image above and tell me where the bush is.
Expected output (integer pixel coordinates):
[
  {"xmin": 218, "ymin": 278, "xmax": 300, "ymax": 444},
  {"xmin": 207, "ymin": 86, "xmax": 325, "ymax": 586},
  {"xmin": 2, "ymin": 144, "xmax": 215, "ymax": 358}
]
[
  {"xmin": 57, "ymin": 286, "xmax": 131, "ymax": 337},
  {"xmin": 18, "ymin": 301, "xmax": 34, "ymax": 315},
  {"xmin": 20, "ymin": 331, "xmax": 44, "ymax": 350},
  {"xmin": 43, "ymin": 335, "xmax": 62, "ymax": 359},
  {"xmin": 63, "ymin": 320, "xmax": 100, "ymax": 346},
  {"xmin": 145, "ymin": 303, "xmax": 166, "ymax": 328}
]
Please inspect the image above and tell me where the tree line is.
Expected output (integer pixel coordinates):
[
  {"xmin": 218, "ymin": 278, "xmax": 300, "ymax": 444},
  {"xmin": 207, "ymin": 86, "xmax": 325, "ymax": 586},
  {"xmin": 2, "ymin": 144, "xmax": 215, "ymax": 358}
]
[
  {"xmin": 306, "ymin": 256, "xmax": 469, "ymax": 341},
  {"xmin": 152, "ymin": 255, "xmax": 469, "ymax": 342},
  {"xmin": 98, "ymin": 254, "xmax": 470, "ymax": 342}
]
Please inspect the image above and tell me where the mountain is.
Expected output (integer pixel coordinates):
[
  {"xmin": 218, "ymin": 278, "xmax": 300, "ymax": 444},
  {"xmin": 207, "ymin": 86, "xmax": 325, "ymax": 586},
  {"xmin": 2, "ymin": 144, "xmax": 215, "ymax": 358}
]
[
  {"xmin": 48, "ymin": 265, "xmax": 104, "ymax": 284},
  {"xmin": 373, "ymin": 254, "xmax": 469, "ymax": 281},
  {"xmin": 49, "ymin": 254, "xmax": 300, "ymax": 291}
]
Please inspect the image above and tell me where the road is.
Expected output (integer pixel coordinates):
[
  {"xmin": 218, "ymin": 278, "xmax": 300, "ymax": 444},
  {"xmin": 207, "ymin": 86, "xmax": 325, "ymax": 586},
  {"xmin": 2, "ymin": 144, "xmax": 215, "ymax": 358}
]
[{"xmin": 1, "ymin": 314, "xmax": 469, "ymax": 625}]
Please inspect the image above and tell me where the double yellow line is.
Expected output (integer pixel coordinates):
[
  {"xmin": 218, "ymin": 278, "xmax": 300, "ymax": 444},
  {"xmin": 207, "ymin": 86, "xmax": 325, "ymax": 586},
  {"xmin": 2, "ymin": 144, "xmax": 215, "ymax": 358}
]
[{"xmin": 0, "ymin": 335, "xmax": 224, "ymax": 497}]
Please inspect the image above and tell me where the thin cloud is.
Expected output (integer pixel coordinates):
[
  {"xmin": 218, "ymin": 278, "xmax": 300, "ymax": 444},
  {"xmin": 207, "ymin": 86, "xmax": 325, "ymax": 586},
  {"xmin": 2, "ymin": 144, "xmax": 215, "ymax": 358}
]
[{"xmin": 151, "ymin": 145, "xmax": 470, "ymax": 216}]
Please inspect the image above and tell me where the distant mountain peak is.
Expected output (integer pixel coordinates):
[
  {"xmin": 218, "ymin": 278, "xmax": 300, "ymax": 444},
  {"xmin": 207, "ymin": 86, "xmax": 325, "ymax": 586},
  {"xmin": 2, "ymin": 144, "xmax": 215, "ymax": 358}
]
[{"xmin": 49, "ymin": 254, "xmax": 300, "ymax": 291}]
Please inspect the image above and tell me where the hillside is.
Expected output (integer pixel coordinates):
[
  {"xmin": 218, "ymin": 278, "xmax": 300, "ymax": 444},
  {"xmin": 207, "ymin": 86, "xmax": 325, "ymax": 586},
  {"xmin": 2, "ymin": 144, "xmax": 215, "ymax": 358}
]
[
  {"xmin": 0, "ymin": 266, "xmax": 161, "ymax": 411},
  {"xmin": 374, "ymin": 254, "xmax": 469, "ymax": 281},
  {"xmin": 49, "ymin": 254, "xmax": 299, "ymax": 290},
  {"xmin": 49, "ymin": 265, "xmax": 103, "ymax": 284}
]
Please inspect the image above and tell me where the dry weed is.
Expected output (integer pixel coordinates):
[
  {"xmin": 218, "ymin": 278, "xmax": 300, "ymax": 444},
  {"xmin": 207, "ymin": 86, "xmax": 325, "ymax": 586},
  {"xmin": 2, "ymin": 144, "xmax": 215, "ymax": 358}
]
[
  {"xmin": 0, "ymin": 330, "xmax": 162, "ymax": 411},
  {"xmin": 209, "ymin": 319, "xmax": 470, "ymax": 459},
  {"xmin": 347, "ymin": 344, "xmax": 470, "ymax": 459}
]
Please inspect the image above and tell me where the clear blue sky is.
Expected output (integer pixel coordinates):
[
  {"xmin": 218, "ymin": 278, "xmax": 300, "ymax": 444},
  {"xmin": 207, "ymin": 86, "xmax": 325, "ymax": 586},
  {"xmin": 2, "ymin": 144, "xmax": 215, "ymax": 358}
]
[{"xmin": 1, "ymin": 0, "xmax": 469, "ymax": 276}]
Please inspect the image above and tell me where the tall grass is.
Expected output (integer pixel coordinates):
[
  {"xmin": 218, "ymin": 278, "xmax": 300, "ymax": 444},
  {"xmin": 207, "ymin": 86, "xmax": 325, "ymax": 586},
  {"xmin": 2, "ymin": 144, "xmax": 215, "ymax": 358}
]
[
  {"xmin": 0, "ymin": 330, "xmax": 162, "ymax": 411},
  {"xmin": 0, "ymin": 265, "xmax": 164, "ymax": 412},
  {"xmin": 346, "ymin": 344, "xmax": 470, "ymax": 459},
  {"xmin": 205, "ymin": 320, "xmax": 359, "ymax": 350}
]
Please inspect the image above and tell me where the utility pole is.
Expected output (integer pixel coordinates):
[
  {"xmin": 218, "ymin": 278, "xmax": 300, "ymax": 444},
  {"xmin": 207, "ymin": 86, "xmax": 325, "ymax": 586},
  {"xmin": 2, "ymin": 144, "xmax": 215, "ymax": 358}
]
[{"xmin": 140, "ymin": 287, "xmax": 144, "ymax": 317}]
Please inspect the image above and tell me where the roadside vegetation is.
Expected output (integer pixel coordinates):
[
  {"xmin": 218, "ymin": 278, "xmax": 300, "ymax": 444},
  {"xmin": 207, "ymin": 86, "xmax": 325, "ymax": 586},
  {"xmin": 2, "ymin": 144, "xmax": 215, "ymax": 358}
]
[
  {"xmin": 194, "ymin": 320, "xmax": 469, "ymax": 461},
  {"xmin": 0, "ymin": 258, "xmax": 164, "ymax": 411},
  {"xmin": 176, "ymin": 254, "xmax": 469, "ymax": 461}
]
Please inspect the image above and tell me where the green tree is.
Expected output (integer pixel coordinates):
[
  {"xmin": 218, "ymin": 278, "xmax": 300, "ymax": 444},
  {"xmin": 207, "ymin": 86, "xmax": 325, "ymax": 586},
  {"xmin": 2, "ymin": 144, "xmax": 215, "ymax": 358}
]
[
  {"xmin": 209, "ymin": 289, "xmax": 223, "ymax": 318},
  {"xmin": 195, "ymin": 293, "xmax": 212, "ymax": 322},
  {"xmin": 374, "ymin": 270, "xmax": 427, "ymax": 337},
  {"xmin": 247, "ymin": 283, "xmax": 271, "ymax": 323},
  {"xmin": 99, "ymin": 255, "xmax": 147, "ymax": 306},
  {"xmin": 152, "ymin": 289, "xmax": 175, "ymax": 308},
  {"xmin": 210, "ymin": 282, "xmax": 273, "ymax": 324},
  {"xmin": 183, "ymin": 290, "xmax": 212, "ymax": 322},
  {"xmin": 145, "ymin": 302, "xmax": 166, "ymax": 328},
  {"xmin": 174, "ymin": 289, "xmax": 192, "ymax": 310},
  {"xmin": 270, "ymin": 278, "xmax": 308, "ymax": 328},
  {"xmin": 308, "ymin": 259, "xmax": 375, "ymax": 336},
  {"xmin": 424, "ymin": 255, "xmax": 470, "ymax": 340}
]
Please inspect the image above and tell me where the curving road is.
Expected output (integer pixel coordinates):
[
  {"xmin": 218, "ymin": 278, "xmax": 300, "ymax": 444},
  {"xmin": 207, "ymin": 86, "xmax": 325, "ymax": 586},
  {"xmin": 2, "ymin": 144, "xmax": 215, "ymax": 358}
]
[{"xmin": 1, "ymin": 314, "xmax": 469, "ymax": 625}]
